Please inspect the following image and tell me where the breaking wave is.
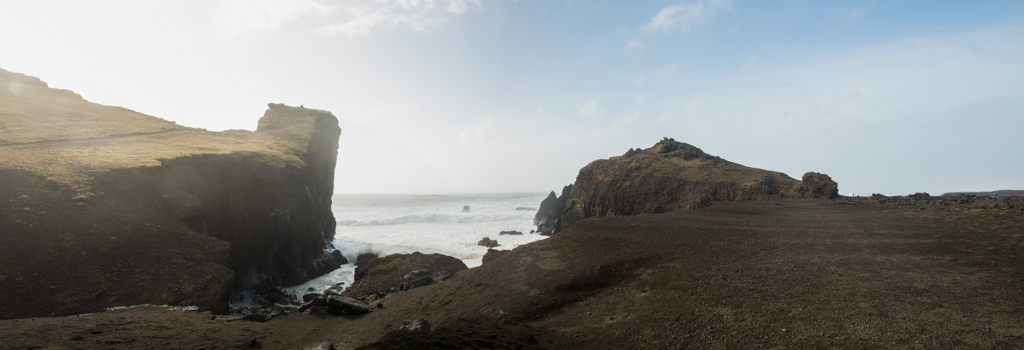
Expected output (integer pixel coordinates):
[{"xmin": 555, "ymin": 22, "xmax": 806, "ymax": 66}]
[{"xmin": 337, "ymin": 212, "xmax": 532, "ymax": 226}]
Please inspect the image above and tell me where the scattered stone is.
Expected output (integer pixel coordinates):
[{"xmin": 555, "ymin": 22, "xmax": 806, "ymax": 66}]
[
  {"xmin": 399, "ymin": 270, "xmax": 434, "ymax": 291},
  {"xmin": 302, "ymin": 341, "xmax": 334, "ymax": 350},
  {"xmin": 242, "ymin": 313, "xmax": 271, "ymax": 322},
  {"xmin": 398, "ymin": 318, "xmax": 431, "ymax": 333},
  {"xmin": 477, "ymin": 237, "xmax": 499, "ymax": 248},
  {"xmin": 499, "ymin": 230, "xmax": 523, "ymax": 235}
]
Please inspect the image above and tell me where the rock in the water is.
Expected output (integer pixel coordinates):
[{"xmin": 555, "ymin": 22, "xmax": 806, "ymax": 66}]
[
  {"xmin": 331, "ymin": 250, "xmax": 349, "ymax": 265},
  {"xmin": 343, "ymin": 252, "xmax": 467, "ymax": 299},
  {"xmin": 462, "ymin": 205, "xmax": 471, "ymax": 212},
  {"xmin": 499, "ymin": 230, "xmax": 523, "ymax": 235},
  {"xmin": 534, "ymin": 185, "xmax": 572, "ymax": 235},
  {"xmin": 398, "ymin": 318, "xmax": 431, "ymax": 333},
  {"xmin": 482, "ymin": 248, "xmax": 509, "ymax": 265},
  {"xmin": 477, "ymin": 237, "xmax": 500, "ymax": 248},
  {"xmin": 399, "ymin": 270, "xmax": 435, "ymax": 291},
  {"xmin": 302, "ymin": 341, "xmax": 334, "ymax": 350}
]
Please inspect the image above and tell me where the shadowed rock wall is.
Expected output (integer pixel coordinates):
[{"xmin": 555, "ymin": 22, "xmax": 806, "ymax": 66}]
[{"xmin": 0, "ymin": 68, "xmax": 342, "ymax": 318}]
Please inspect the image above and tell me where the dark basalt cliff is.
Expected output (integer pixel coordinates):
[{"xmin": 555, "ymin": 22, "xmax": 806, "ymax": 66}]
[
  {"xmin": 0, "ymin": 68, "xmax": 342, "ymax": 319},
  {"xmin": 537, "ymin": 138, "xmax": 838, "ymax": 234}
]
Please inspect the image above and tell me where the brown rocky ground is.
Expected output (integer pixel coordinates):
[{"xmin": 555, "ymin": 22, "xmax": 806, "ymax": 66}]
[{"xmin": 3, "ymin": 199, "xmax": 1021, "ymax": 349}]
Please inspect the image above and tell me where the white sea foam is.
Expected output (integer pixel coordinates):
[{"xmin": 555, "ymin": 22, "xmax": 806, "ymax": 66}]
[{"xmin": 279, "ymin": 192, "xmax": 549, "ymax": 298}]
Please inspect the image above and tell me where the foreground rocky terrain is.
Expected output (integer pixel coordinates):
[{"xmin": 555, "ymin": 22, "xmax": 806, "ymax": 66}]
[
  {"xmin": 0, "ymin": 68, "xmax": 343, "ymax": 318},
  {"xmin": 2, "ymin": 199, "xmax": 1021, "ymax": 349}
]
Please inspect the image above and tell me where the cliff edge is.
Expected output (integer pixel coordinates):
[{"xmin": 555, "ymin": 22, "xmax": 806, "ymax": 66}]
[
  {"xmin": 536, "ymin": 138, "xmax": 838, "ymax": 234},
  {"xmin": 0, "ymin": 68, "xmax": 342, "ymax": 319}
]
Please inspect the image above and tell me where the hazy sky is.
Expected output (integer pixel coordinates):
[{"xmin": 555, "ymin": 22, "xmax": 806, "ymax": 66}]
[{"xmin": 2, "ymin": 0, "xmax": 1022, "ymax": 195}]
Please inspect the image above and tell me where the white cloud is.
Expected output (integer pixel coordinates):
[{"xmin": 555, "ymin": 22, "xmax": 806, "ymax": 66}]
[
  {"xmin": 627, "ymin": 40, "xmax": 644, "ymax": 49},
  {"xmin": 459, "ymin": 119, "xmax": 497, "ymax": 143},
  {"xmin": 642, "ymin": 0, "xmax": 731, "ymax": 34},
  {"xmin": 578, "ymin": 99, "xmax": 605, "ymax": 117},
  {"xmin": 621, "ymin": 111, "xmax": 640, "ymax": 123},
  {"xmin": 215, "ymin": 0, "xmax": 480, "ymax": 38},
  {"xmin": 634, "ymin": 75, "xmax": 646, "ymax": 86},
  {"xmin": 741, "ymin": 53, "xmax": 758, "ymax": 70},
  {"xmin": 215, "ymin": 0, "xmax": 330, "ymax": 38}
]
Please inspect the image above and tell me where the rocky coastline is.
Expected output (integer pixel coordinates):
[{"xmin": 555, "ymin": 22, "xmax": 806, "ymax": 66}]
[{"xmin": 2, "ymin": 68, "xmax": 1022, "ymax": 349}]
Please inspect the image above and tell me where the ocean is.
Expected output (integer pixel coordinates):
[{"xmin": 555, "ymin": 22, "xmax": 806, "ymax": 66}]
[{"xmin": 280, "ymin": 192, "xmax": 550, "ymax": 297}]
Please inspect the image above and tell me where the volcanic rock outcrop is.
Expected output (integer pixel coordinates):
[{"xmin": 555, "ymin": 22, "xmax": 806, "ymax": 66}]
[
  {"xmin": 0, "ymin": 68, "xmax": 342, "ymax": 319},
  {"xmin": 545, "ymin": 138, "xmax": 838, "ymax": 232},
  {"xmin": 342, "ymin": 252, "xmax": 468, "ymax": 300}
]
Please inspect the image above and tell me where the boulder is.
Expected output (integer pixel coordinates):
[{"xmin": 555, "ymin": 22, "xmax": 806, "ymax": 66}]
[
  {"xmin": 324, "ymin": 295, "xmax": 372, "ymax": 315},
  {"xmin": 343, "ymin": 252, "xmax": 468, "ymax": 299},
  {"xmin": 478, "ymin": 237, "xmax": 500, "ymax": 248},
  {"xmin": 499, "ymin": 230, "xmax": 523, "ymax": 235},
  {"xmin": 462, "ymin": 205, "xmax": 471, "ymax": 212},
  {"xmin": 399, "ymin": 270, "xmax": 435, "ymax": 291},
  {"xmin": 482, "ymin": 249, "xmax": 509, "ymax": 265}
]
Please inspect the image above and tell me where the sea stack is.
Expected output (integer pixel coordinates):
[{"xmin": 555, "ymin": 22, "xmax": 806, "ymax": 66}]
[{"xmin": 0, "ymin": 68, "xmax": 342, "ymax": 319}]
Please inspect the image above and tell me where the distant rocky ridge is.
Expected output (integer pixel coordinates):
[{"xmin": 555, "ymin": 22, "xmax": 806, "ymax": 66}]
[
  {"xmin": 535, "ymin": 138, "xmax": 838, "ymax": 234},
  {"xmin": 0, "ymin": 68, "xmax": 342, "ymax": 318}
]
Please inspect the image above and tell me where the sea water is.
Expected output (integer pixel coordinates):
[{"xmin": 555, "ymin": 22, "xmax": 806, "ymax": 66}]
[{"xmin": 282, "ymin": 192, "xmax": 549, "ymax": 296}]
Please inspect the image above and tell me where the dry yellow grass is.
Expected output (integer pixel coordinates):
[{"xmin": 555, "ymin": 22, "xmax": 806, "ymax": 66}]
[{"xmin": 0, "ymin": 68, "xmax": 309, "ymax": 194}]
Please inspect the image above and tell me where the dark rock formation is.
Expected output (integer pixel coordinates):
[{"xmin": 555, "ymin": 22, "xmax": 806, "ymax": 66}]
[
  {"xmin": 462, "ymin": 205, "xmax": 471, "ymax": 212},
  {"xmin": 533, "ymin": 184, "xmax": 572, "ymax": 235},
  {"xmin": 482, "ymin": 248, "xmax": 509, "ymax": 265},
  {"xmin": 0, "ymin": 68, "xmax": 341, "ymax": 319},
  {"xmin": 798, "ymin": 172, "xmax": 839, "ymax": 199},
  {"xmin": 325, "ymin": 295, "xmax": 373, "ymax": 315},
  {"xmin": 478, "ymin": 237, "xmax": 500, "ymax": 248},
  {"xmin": 499, "ymin": 230, "xmax": 523, "ymax": 235},
  {"xmin": 342, "ymin": 252, "xmax": 467, "ymax": 299},
  {"xmin": 356, "ymin": 252, "xmax": 379, "ymax": 267},
  {"xmin": 546, "ymin": 138, "xmax": 838, "ymax": 233}
]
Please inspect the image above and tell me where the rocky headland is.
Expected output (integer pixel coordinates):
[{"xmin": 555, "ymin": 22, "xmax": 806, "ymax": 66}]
[
  {"xmin": 0, "ymin": 68, "xmax": 343, "ymax": 318},
  {"xmin": 535, "ymin": 138, "xmax": 838, "ymax": 235}
]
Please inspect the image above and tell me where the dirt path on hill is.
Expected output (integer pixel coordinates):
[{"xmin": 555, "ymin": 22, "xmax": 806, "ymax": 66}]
[{"xmin": 2, "ymin": 200, "xmax": 1022, "ymax": 349}]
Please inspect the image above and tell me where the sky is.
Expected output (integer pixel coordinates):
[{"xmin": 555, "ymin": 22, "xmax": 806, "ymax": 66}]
[{"xmin": 1, "ymin": 0, "xmax": 1022, "ymax": 195}]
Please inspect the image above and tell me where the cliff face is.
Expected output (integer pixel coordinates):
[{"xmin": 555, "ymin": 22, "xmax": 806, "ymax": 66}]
[
  {"xmin": 553, "ymin": 138, "xmax": 838, "ymax": 231},
  {"xmin": 0, "ymin": 68, "xmax": 342, "ymax": 319}
]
